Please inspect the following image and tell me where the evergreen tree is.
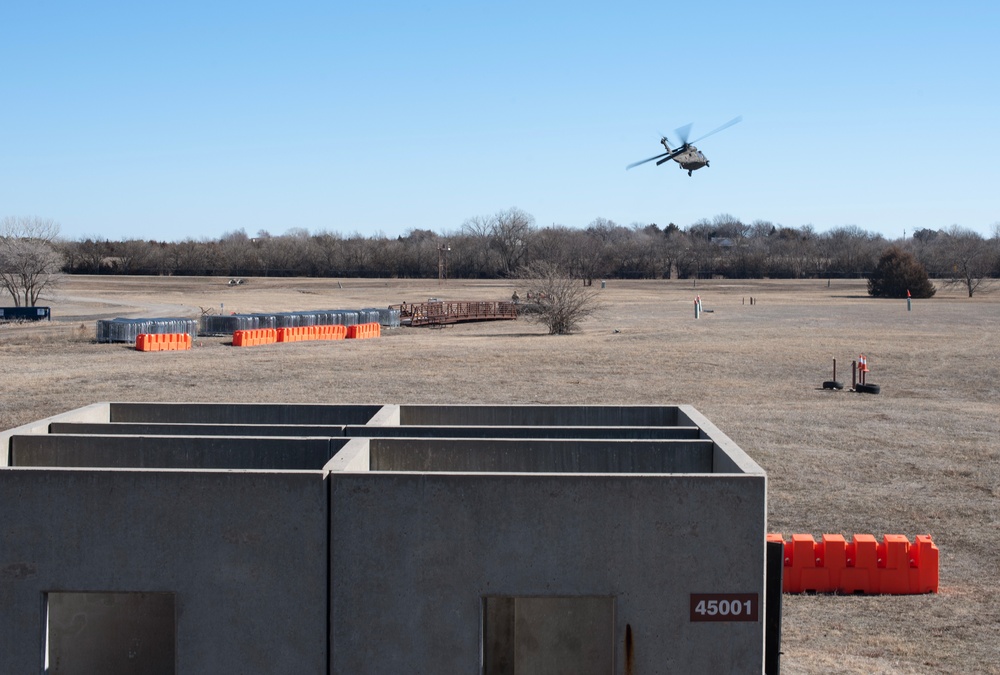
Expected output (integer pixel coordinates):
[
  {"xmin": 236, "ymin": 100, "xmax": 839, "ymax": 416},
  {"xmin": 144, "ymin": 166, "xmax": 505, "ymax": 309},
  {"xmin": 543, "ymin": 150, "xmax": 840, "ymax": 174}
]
[{"xmin": 867, "ymin": 246, "xmax": 936, "ymax": 298}]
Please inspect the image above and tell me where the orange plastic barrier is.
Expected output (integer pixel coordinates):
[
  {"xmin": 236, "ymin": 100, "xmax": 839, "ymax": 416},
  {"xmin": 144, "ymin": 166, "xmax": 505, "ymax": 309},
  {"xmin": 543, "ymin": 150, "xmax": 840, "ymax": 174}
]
[
  {"xmin": 768, "ymin": 533, "xmax": 938, "ymax": 595},
  {"xmin": 136, "ymin": 333, "xmax": 192, "ymax": 352},
  {"xmin": 277, "ymin": 326, "xmax": 310, "ymax": 342},
  {"xmin": 232, "ymin": 329, "xmax": 278, "ymax": 347},
  {"xmin": 346, "ymin": 322, "xmax": 381, "ymax": 339},
  {"xmin": 316, "ymin": 324, "xmax": 347, "ymax": 340},
  {"xmin": 235, "ymin": 325, "xmax": 351, "ymax": 346}
]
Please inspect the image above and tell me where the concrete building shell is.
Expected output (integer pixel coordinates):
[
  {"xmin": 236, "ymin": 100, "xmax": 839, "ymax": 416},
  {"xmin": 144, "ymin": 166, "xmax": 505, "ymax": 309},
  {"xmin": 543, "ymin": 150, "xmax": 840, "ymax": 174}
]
[{"xmin": 0, "ymin": 403, "xmax": 767, "ymax": 674}]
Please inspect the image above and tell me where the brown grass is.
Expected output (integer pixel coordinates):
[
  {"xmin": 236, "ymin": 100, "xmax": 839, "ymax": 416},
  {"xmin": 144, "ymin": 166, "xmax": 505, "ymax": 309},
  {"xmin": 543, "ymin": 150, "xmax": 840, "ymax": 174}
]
[{"xmin": 2, "ymin": 275, "xmax": 999, "ymax": 674}]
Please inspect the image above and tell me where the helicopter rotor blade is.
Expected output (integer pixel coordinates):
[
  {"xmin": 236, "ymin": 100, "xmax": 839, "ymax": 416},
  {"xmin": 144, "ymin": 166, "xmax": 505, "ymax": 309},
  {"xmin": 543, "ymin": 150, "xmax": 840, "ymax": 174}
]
[
  {"xmin": 674, "ymin": 123, "xmax": 693, "ymax": 145},
  {"xmin": 688, "ymin": 115, "xmax": 743, "ymax": 145},
  {"xmin": 626, "ymin": 152, "xmax": 671, "ymax": 170},
  {"xmin": 655, "ymin": 147, "xmax": 686, "ymax": 166}
]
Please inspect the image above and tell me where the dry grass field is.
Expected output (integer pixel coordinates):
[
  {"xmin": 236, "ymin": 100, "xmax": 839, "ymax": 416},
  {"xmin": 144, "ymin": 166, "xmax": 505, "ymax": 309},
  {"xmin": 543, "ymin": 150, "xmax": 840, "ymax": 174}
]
[{"xmin": 2, "ymin": 275, "xmax": 998, "ymax": 674}]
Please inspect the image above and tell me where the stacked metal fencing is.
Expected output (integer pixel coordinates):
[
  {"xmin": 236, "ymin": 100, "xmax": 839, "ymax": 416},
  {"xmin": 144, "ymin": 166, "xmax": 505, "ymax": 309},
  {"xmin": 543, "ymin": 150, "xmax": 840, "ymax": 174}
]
[
  {"xmin": 199, "ymin": 308, "xmax": 400, "ymax": 336},
  {"xmin": 96, "ymin": 318, "xmax": 198, "ymax": 344},
  {"xmin": 359, "ymin": 308, "xmax": 401, "ymax": 328}
]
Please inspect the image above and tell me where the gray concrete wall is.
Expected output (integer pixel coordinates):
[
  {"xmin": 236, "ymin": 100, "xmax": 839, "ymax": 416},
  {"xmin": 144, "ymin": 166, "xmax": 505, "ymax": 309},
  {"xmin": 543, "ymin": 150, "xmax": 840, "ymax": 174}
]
[
  {"xmin": 50, "ymin": 422, "xmax": 350, "ymax": 437},
  {"xmin": 10, "ymin": 435, "xmax": 345, "ymax": 470},
  {"xmin": 368, "ymin": 438, "xmax": 715, "ymax": 473},
  {"xmin": 109, "ymin": 402, "xmax": 382, "ymax": 425},
  {"xmin": 324, "ymin": 437, "xmax": 370, "ymax": 472},
  {"xmin": 365, "ymin": 404, "xmax": 401, "ymax": 426},
  {"xmin": 1, "ymin": 403, "xmax": 109, "ymax": 467},
  {"xmin": 330, "ymin": 472, "xmax": 766, "ymax": 674},
  {"xmin": 0, "ymin": 469, "xmax": 328, "ymax": 673},
  {"xmin": 398, "ymin": 404, "xmax": 681, "ymax": 427},
  {"xmin": 677, "ymin": 405, "xmax": 765, "ymax": 475},
  {"xmin": 346, "ymin": 424, "xmax": 702, "ymax": 440}
]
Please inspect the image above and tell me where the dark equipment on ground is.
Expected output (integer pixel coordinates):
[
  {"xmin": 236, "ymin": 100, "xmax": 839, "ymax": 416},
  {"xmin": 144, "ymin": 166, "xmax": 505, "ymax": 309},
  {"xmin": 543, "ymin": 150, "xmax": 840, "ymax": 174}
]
[
  {"xmin": 627, "ymin": 116, "xmax": 742, "ymax": 176},
  {"xmin": 0, "ymin": 307, "xmax": 51, "ymax": 322}
]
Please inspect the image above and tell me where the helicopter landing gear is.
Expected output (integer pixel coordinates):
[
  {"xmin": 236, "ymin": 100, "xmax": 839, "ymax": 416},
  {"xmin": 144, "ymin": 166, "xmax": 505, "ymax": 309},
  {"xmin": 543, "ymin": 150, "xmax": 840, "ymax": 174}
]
[{"xmin": 688, "ymin": 170, "xmax": 692, "ymax": 176}]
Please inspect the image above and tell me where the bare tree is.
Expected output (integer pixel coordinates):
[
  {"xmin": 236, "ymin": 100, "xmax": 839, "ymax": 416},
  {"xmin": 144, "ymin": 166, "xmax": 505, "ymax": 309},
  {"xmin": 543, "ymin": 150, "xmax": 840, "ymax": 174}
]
[
  {"xmin": 518, "ymin": 261, "xmax": 601, "ymax": 334},
  {"xmin": 216, "ymin": 230, "xmax": 259, "ymax": 276},
  {"xmin": 458, "ymin": 215, "xmax": 498, "ymax": 277},
  {"xmin": 111, "ymin": 239, "xmax": 156, "ymax": 274},
  {"xmin": 0, "ymin": 216, "xmax": 64, "ymax": 306},
  {"xmin": 491, "ymin": 207, "xmax": 536, "ymax": 276},
  {"xmin": 63, "ymin": 237, "xmax": 111, "ymax": 273},
  {"xmin": 820, "ymin": 226, "xmax": 884, "ymax": 278},
  {"xmin": 937, "ymin": 225, "xmax": 994, "ymax": 297}
]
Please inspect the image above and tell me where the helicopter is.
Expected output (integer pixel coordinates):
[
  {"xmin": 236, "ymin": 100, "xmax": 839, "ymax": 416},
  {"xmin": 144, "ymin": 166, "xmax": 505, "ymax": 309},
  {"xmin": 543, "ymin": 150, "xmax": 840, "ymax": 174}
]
[{"xmin": 626, "ymin": 116, "xmax": 742, "ymax": 176}]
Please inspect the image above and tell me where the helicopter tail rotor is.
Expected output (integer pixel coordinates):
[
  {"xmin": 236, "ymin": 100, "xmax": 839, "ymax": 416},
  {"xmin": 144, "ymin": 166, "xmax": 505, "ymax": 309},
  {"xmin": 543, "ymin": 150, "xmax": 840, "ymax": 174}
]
[{"xmin": 674, "ymin": 123, "xmax": 693, "ymax": 146}]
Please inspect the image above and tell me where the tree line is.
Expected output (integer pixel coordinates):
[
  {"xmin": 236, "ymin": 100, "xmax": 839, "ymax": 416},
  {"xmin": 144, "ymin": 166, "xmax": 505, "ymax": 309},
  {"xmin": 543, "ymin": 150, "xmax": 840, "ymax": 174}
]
[
  {"xmin": 57, "ymin": 210, "xmax": 1000, "ymax": 285},
  {"xmin": 3, "ymin": 210, "xmax": 999, "ymax": 307}
]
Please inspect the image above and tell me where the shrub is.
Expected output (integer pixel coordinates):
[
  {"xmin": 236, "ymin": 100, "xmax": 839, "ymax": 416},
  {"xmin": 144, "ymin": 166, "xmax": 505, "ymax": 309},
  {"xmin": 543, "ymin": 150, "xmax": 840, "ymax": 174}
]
[
  {"xmin": 867, "ymin": 246, "xmax": 936, "ymax": 298},
  {"xmin": 518, "ymin": 262, "xmax": 601, "ymax": 334}
]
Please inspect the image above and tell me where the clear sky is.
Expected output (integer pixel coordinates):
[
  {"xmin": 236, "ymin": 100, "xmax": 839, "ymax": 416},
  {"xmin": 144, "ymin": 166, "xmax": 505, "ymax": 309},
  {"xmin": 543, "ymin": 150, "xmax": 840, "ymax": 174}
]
[{"xmin": 2, "ymin": 1, "xmax": 997, "ymax": 242}]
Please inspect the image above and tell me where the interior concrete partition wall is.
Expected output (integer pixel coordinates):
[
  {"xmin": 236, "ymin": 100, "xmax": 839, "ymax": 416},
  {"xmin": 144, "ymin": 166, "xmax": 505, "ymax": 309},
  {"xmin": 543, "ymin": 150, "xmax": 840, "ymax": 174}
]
[
  {"xmin": 330, "ymin": 472, "xmax": 766, "ymax": 674},
  {"xmin": 367, "ymin": 437, "xmax": 715, "ymax": 473},
  {"xmin": 0, "ymin": 403, "xmax": 110, "ymax": 467},
  {"xmin": 49, "ymin": 422, "xmax": 353, "ymax": 437},
  {"xmin": 108, "ymin": 402, "xmax": 383, "ymax": 425},
  {"xmin": 0, "ymin": 468, "xmax": 328, "ymax": 673},
  {"xmin": 346, "ymin": 424, "xmax": 704, "ymax": 439},
  {"xmin": 397, "ymin": 404, "xmax": 682, "ymax": 427},
  {"xmin": 10, "ymin": 434, "xmax": 347, "ymax": 470}
]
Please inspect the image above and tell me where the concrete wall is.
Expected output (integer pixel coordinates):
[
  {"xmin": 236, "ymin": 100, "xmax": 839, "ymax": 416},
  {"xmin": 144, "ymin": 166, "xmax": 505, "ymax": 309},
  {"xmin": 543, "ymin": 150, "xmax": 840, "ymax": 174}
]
[
  {"xmin": 109, "ymin": 402, "xmax": 382, "ymax": 425},
  {"xmin": 324, "ymin": 437, "xmax": 370, "ymax": 472},
  {"xmin": 347, "ymin": 424, "xmax": 702, "ymax": 439},
  {"xmin": 398, "ymin": 404, "xmax": 682, "ymax": 427},
  {"xmin": 10, "ymin": 434, "xmax": 346, "ymax": 470},
  {"xmin": 367, "ymin": 438, "xmax": 715, "ymax": 473},
  {"xmin": 50, "ymin": 422, "xmax": 702, "ymax": 440},
  {"xmin": 330, "ymin": 472, "xmax": 766, "ymax": 674},
  {"xmin": 0, "ymin": 403, "xmax": 110, "ymax": 467},
  {"xmin": 50, "ymin": 422, "xmax": 350, "ymax": 437},
  {"xmin": 0, "ymin": 469, "xmax": 328, "ymax": 673},
  {"xmin": 678, "ymin": 405, "xmax": 764, "ymax": 474}
]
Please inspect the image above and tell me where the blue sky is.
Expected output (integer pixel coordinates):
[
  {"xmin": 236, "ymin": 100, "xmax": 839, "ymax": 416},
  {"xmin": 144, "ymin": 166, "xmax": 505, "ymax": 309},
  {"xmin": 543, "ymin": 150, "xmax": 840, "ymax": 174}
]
[{"xmin": 2, "ymin": 1, "xmax": 997, "ymax": 242}]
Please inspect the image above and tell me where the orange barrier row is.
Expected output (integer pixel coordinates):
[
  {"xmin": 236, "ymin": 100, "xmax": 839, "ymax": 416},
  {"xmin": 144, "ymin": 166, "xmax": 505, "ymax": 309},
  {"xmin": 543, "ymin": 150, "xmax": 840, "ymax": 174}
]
[
  {"xmin": 136, "ymin": 333, "xmax": 192, "ymax": 352},
  {"xmin": 233, "ymin": 329, "xmax": 278, "ymax": 347},
  {"xmin": 275, "ymin": 325, "xmax": 348, "ymax": 342},
  {"xmin": 346, "ymin": 322, "xmax": 381, "ymax": 339},
  {"xmin": 231, "ymin": 324, "xmax": 376, "ymax": 347},
  {"xmin": 767, "ymin": 533, "xmax": 938, "ymax": 595}
]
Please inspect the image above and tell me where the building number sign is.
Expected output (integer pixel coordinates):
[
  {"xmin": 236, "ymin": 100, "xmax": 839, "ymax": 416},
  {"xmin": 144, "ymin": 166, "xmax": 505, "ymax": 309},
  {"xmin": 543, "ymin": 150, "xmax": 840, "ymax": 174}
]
[{"xmin": 689, "ymin": 593, "xmax": 759, "ymax": 622}]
